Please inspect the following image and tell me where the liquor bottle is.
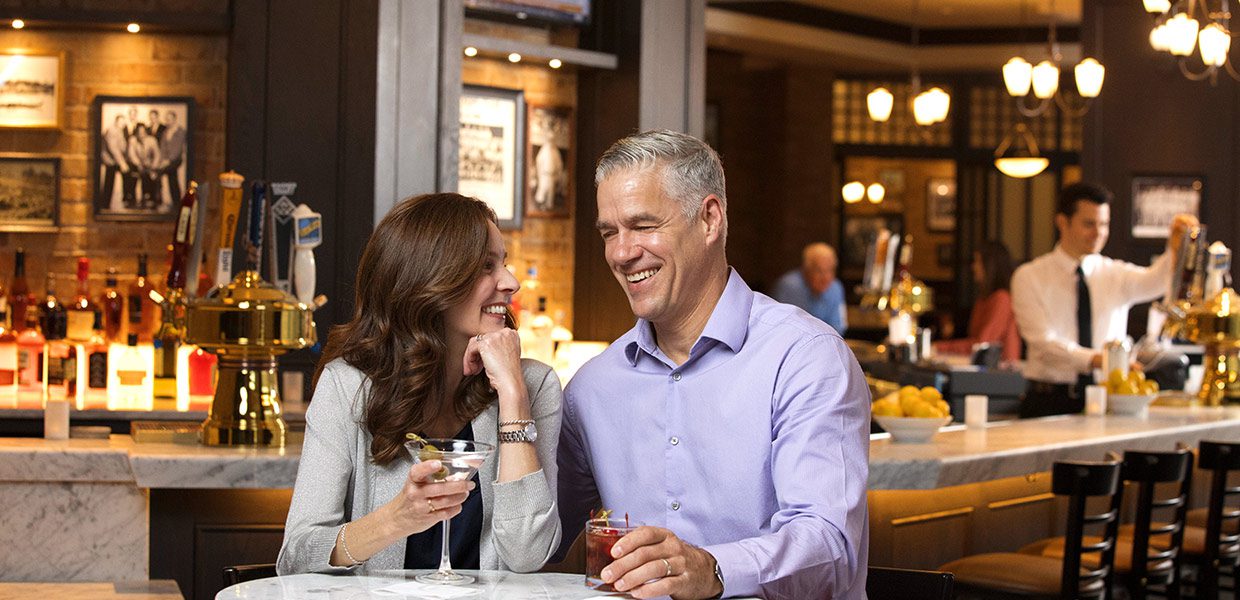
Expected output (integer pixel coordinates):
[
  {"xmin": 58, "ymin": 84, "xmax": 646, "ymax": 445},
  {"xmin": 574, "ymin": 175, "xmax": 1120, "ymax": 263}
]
[
  {"xmin": 9, "ymin": 248, "xmax": 32, "ymax": 332},
  {"xmin": 16, "ymin": 310, "xmax": 43, "ymax": 406},
  {"xmin": 0, "ymin": 317, "xmax": 16, "ymax": 406},
  {"xmin": 127, "ymin": 254, "xmax": 157, "ymax": 343},
  {"xmin": 81, "ymin": 312, "xmax": 109, "ymax": 410},
  {"xmin": 66, "ymin": 257, "xmax": 96, "ymax": 343},
  {"xmin": 42, "ymin": 307, "xmax": 74, "ymax": 405},
  {"xmin": 154, "ymin": 182, "xmax": 197, "ymax": 400},
  {"xmin": 176, "ymin": 343, "xmax": 216, "ymax": 411},
  {"xmin": 39, "ymin": 273, "xmax": 66, "ymax": 342},
  {"xmin": 107, "ymin": 333, "xmax": 153, "ymax": 410},
  {"xmin": 167, "ymin": 181, "xmax": 199, "ymax": 292},
  {"xmin": 519, "ymin": 296, "xmax": 555, "ymax": 364},
  {"xmin": 100, "ymin": 268, "xmax": 124, "ymax": 342}
]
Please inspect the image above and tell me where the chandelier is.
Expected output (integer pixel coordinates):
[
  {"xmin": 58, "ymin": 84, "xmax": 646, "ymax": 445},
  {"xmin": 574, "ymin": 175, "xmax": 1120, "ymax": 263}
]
[
  {"xmin": 1001, "ymin": 0, "xmax": 1105, "ymax": 118},
  {"xmin": 866, "ymin": 0, "xmax": 950, "ymax": 127},
  {"xmin": 1146, "ymin": 0, "xmax": 1239, "ymax": 83},
  {"xmin": 994, "ymin": 122, "xmax": 1050, "ymax": 178}
]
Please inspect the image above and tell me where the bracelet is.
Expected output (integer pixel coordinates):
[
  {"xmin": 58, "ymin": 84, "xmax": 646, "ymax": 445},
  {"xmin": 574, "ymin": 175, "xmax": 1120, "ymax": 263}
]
[
  {"xmin": 498, "ymin": 419, "xmax": 535, "ymax": 427},
  {"xmin": 338, "ymin": 522, "xmax": 364, "ymax": 566}
]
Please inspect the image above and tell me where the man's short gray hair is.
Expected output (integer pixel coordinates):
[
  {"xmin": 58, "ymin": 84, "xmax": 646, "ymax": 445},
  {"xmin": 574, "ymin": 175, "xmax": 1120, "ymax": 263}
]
[{"xmin": 595, "ymin": 130, "xmax": 727, "ymax": 232}]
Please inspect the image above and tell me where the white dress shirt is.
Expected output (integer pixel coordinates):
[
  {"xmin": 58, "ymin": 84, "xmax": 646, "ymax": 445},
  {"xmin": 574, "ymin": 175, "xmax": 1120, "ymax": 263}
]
[{"xmin": 1011, "ymin": 244, "xmax": 1171, "ymax": 384}]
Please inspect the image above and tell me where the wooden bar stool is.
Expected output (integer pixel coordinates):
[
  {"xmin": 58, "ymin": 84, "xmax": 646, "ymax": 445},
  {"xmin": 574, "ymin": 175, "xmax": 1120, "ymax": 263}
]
[
  {"xmin": 940, "ymin": 461, "xmax": 1122, "ymax": 599},
  {"xmin": 1182, "ymin": 440, "xmax": 1240, "ymax": 598},
  {"xmin": 1019, "ymin": 448, "xmax": 1192, "ymax": 599}
]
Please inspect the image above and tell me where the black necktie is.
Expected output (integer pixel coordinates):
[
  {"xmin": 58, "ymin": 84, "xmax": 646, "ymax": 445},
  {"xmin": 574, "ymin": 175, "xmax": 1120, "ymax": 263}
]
[{"xmin": 1076, "ymin": 265, "xmax": 1092, "ymax": 349}]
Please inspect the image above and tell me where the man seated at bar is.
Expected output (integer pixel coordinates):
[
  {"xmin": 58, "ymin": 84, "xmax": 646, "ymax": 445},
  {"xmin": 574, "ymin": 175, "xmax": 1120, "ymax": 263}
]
[
  {"xmin": 772, "ymin": 242, "xmax": 848, "ymax": 334},
  {"xmin": 557, "ymin": 130, "xmax": 870, "ymax": 599},
  {"xmin": 1011, "ymin": 182, "xmax": 1195, "ymax": 418},
  {"xmin": 278, "ymin": 193, "xmax": 562, "ymax": 574}
]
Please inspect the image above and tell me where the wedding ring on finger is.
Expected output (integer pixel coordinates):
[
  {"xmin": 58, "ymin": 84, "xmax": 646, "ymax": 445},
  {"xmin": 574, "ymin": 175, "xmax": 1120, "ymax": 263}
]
[
  {"xmin": 427, "ymin": 499, "xmax": 437, "ymax": 513},
  {"xmin": 661, "ymin": 558, "xmax": 672, "ymax": 578}
]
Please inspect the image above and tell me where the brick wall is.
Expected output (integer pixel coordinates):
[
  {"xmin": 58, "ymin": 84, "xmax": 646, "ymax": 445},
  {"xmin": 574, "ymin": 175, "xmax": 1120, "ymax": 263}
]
[
  {"xmin": 0, "ymin": 28, "xmax": 226, "ymax": 299},
  {"xmin": 462, "ymin": 20, "xmax": 577, "ymax": 330}
]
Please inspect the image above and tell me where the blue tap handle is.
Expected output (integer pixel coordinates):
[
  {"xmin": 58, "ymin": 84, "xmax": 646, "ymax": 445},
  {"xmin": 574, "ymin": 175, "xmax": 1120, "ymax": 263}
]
[{"xmin": 247, "ymin": 180, "xmax": 267, "ymax": 272}]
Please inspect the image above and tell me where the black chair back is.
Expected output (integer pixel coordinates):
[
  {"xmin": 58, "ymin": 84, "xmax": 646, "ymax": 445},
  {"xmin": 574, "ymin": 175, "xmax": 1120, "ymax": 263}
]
[
  {"xmin": 222, "ymin": 563, "xmax": 277, "ymax": 587},
  {"xmin": 1052, "ymin": 460, "xmax": 1123, "ymax": 599},
  {"xmin": 1197, "ymin": 440, "xmax": 1240, "ymax": 597},
  {"xmin": 866, "ymin": 566, "xmax": 953, "ymax": 600},
  {"xmin": 1122, "ymin": 448, "xmax": 1193, "ymax": 596}
]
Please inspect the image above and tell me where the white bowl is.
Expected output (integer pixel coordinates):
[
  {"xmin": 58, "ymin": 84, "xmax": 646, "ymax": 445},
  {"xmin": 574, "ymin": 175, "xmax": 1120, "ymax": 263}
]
[
  {"xmin": 874, "ymin": 415, "xmax": 953, "ymax": 443},
  {"xmin": 1108, "ymin": 393, "xmax": 1157, "ymax": 416}
]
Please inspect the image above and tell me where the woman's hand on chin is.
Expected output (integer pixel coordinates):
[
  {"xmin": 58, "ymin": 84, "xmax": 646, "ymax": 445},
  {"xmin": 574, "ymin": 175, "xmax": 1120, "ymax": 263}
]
[{"xmin": 463, "ymin": 329, "xmax": 526, "ymax": 398}]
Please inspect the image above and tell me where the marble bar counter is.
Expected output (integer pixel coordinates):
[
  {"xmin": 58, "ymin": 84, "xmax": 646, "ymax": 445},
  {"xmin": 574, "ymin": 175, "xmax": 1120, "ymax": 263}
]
[{"xmin": 868, "ymin": 406, "xmax": 1240, "ymax": 490}]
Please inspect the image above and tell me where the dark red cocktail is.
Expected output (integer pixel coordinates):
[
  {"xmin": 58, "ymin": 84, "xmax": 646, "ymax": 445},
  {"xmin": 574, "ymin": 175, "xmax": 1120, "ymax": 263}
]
[{"xmin": 585, "ymin": 517, "xmax": 638, "ymax": 590}]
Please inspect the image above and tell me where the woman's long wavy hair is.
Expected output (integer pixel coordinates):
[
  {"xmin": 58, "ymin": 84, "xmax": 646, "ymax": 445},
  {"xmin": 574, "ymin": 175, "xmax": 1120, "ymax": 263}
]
[{"xmin": 314, "ymin": 193, "xmax": 507, "ymax": 465}]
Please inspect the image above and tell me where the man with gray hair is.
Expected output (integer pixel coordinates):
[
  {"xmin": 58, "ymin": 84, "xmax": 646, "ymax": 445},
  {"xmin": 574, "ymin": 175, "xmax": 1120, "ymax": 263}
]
[
  {"xmin": 773, "ymin": 242, "xmax": 848, "ymax": 334},
  {"xmin": 557, "ymin": 130, "xmax": 869, "ymax": 599}
]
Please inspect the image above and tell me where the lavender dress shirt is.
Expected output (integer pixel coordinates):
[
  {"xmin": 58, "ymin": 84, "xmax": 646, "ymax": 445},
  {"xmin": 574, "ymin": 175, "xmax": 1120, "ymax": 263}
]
[{"xmin": 558, "ymin": 269, "xmax": 870, "ymax": 599}]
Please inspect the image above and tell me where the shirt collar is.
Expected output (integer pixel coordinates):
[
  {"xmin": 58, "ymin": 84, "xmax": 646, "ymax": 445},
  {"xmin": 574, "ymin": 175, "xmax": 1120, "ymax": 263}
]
[
  {"xmin": 624, "ymin": 268, "xmax": 752, "ymax": 366},
  {"xmin": 1052, "ymin": 244, "xmax": 1099, "ymax": 274}
]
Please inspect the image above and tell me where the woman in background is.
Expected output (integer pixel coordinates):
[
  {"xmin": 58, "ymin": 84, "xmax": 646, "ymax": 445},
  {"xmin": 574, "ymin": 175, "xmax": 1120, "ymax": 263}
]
[{"xmin": 935, "ymin": 240, "xmax": 1021, "ymax": 364}]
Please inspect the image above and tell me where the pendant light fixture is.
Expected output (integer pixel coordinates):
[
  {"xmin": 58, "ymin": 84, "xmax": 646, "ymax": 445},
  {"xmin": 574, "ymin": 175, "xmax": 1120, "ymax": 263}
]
[
  {"xmin": 994, "ymin": 123, "xmax": 1049, "ymax": 178},
  {"xmin": 866, "ymin": 0, "xmax": 950, "ymax": 127},
  {"xmin": 1147, "ymin": 0, "xmax": 1240, "ymax": 83},
  {"xmin": 1001, "ymin": 0, "xmax": 1104, "ymax": 118}
]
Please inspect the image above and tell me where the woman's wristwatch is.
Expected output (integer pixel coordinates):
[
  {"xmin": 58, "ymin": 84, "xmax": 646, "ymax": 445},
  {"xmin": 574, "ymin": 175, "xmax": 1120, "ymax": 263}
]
[{"xmin": 498, "ymin": 419, "xmax": 537, "ymax": 443}]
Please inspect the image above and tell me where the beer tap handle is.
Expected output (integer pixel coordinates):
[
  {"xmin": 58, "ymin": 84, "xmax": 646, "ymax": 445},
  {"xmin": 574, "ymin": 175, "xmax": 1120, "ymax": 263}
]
[{"xmin": 247, "ymin": 181, "xmax": 267, "ymax": 274}]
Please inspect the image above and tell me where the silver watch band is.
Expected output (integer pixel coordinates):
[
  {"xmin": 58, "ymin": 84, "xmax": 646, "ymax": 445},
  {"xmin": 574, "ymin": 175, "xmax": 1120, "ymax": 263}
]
[{"xmin": 498, "ymin": 429, "xmax": 533, "ymax": 443}]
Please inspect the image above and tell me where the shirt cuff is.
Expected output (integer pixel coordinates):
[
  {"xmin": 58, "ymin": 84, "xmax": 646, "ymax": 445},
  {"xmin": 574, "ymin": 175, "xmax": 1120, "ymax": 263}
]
[
  {"xmin": 702, "ymin": 542, "xmax": 758, "ymax": 598},
  {"xmin": 1071, "ymin": 346, "xmax": 1096, "ymax": 375},
  {"xmin": 490, "ymin": 468, "xmax": 553, "ymax": 522}
]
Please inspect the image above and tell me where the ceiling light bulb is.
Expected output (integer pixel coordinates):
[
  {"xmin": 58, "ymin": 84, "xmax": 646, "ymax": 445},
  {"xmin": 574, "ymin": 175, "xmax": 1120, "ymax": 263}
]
[
  {"xmin": 1074, "ymin": 58, "xmax": 1105, "ymax": 98},
  {"xmin": 1166, "ymin": 13, "xmax": 1200, "ymax": 57},
  {"xmin": 995, "ymin": 157, "xmax": 1050, "ymax": 178},
  {"xmin": 1151, "ymin": 23, "xmax": 1172, "ymax": 52},
  {"xmin": 994, "ymin": 122, "xmax": 1049, "ymax": 178},
  {"xmin": 1002, "ymin": 56, "xmax": 1033, "ymax": 97},
  {"xmin": 867, "ymin": 183, "xmax": 886, "ymax": 203},
  {"xmin": 1198, "ymin": 22, "xmax": 1230, "ymax": 67},
  {"xmin": 842, "ymin": 182, "xmax": 865, "ymax": 203},
  {"xmin": 126, "ymin": 22, "xmax": 140, "ymax": 33},
  {"xmin": 463, "ymin": 46, "xmax": 478, "ymax": 57},
  {"xmin": 924, "ymin": 87, "xmax": 950, "ymax": 123},
  {"xmin": 1031, "ymin": 60, "xmax": 1060, "ymax": 99},
  {"xmin": 867, "ymin": 87, "xmax": 894, "ymax": 122},
  {"xmin": 11, "ymin": 19, "xmax": 24, "ymax": 29},
  {"xmin": 548, "ymin": 58, "xmax": 562, "ymax": 69},
  {"xmin": 1143, "ymin": 0, "xmax": 1171, "ymax": 13},
  {"xmin": 507, "ymin": 52, "xmax": 521, "ymax": 63}
]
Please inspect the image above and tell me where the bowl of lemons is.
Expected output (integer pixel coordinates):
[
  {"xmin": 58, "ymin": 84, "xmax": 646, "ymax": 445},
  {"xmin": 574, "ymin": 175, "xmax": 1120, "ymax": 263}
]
[
  {"xmin": 872, "ymin": 385, "xmax": 953, "ymax": 443},
  {"xmin": 1105, "ymin": 368, "xmax": 1159, "ymax": 417}
]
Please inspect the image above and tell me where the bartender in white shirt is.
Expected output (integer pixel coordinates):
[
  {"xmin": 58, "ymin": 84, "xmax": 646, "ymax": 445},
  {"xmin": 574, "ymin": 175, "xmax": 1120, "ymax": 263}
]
[{"xmin": 1010, "ymin": 182, "xmax": 1196, "ymax": 418}]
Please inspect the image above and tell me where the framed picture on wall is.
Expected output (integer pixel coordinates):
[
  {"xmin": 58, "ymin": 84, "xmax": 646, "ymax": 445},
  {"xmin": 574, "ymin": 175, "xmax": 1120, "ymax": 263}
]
[
  {"xmin": 0, "ymin": 154, "xmax": 58, "ymax": 231},
  {"xmin": 525, "ymin": 104, "xmax": 572, "ymax": 219},
  {"xmin": 460, "ymin": 85, "xmax": 525, "ymax": 230},
  {"xmin": 91, "ymin": 95, "xmax": 194, "ymax": 222},
  {"xmin": 0, "ymin": 51, "xmax": 63, "ymax": 129},
  {"xmin": 925, "ymin": 177, "xmax": 956, "ymax": 232},
  {"xmin": 1131, "ymin": 175, "xmax": 1202, "ymax": 239}
]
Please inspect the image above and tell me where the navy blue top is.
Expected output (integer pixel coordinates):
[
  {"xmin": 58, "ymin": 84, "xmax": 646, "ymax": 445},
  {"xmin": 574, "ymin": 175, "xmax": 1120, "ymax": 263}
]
[{"xmin": 403, "ymin": 422, "xmax": 483, "ymax": 570}]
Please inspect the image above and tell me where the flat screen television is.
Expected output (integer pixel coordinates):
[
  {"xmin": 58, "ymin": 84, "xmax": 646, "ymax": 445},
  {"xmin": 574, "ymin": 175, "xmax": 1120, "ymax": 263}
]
[{"xmin": 464, "ymin": 0, "xmax": 591, "ymax": 26}]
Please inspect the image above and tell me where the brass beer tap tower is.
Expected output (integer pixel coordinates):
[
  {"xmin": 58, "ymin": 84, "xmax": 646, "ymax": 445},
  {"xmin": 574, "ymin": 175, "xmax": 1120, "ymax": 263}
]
[
  {"xmin": 157, "ymin": 177, "xmax": 323, "ymax": 446},
  {"xmin": 1158, "ymin": 224, "xmax": 1240, "ymax": 406}
]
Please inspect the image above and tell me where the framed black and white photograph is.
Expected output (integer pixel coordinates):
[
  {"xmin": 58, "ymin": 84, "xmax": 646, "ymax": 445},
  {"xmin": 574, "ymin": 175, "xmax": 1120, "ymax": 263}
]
[
  {"xmin": 926, "ymin": 177, "xmax": 956, "ymax": 232},
  {"xmin": 0, "ymin": 154, "xmax": 59, "ymax": 231},
  {"xmin": 459, "ymin": 85, "xmax": 524, "ymax": 230},
  {"xmin": 0, "ymin": 51, "xmax": 63, "ymax": 129},
  {"xmin": 1131, "ymin": 175, "xmax": 1202, "ymax": 239},
  {"xmin": 525, "ymin": 104, "xmax": 572, "ymax": 219},
  {"xmin": 92, "ymin": 95, "xmax": 193, "ymax": 222}
]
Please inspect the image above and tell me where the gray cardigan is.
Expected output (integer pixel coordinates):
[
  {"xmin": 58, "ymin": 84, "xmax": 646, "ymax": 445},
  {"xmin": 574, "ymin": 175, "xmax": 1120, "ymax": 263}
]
[{"xmin": 276, "ymin": 358, "xmax": 563, "ymax": 575}]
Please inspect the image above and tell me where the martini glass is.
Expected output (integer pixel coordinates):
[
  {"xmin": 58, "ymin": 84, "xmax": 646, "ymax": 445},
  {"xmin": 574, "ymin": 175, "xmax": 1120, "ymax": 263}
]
[{"xmin": 404, "ymin": 437, "xmax": 494, "ymax": 585}]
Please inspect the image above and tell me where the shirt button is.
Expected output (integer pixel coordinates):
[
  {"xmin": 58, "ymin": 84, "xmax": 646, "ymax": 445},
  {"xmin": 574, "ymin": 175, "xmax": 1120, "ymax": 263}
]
[
  {"xmin": 672, "ymin": 372, "xmax": 681, "ymax": 381},
  {"xmin": 671, "ymin": 501, "xmax": 681, "ymax": 511},
  {"xmin": 670, "ymin": 436, "xmax": 679, "ymax": 446}
]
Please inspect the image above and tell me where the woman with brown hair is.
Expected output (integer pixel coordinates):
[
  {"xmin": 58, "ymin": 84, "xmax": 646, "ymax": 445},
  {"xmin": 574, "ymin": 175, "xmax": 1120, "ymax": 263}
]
[
  {"xmin": 935, "ymin": 240, "xmax": 1022, "ymax": 363},
  {"xmin": 277, "ymin": 193, "xmax": 562, "ymax": 574}
]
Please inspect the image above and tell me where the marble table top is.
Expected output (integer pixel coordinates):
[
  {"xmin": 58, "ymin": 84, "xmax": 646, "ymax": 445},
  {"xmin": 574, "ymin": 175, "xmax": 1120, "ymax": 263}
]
[
  {"xmin": 869, "ymin": 405, "xmax": 1240, "ymax": 489},
  {"xmin": 0, "ymin": 580, "xmax": 182, "ymax": 599},
  {"xmin": 215, "ymin": 571, "xmax": 759, "ymax": 600}
]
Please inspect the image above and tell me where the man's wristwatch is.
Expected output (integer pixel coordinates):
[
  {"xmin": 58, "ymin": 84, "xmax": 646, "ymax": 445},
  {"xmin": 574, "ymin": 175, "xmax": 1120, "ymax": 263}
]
[{"xmin": 498, "ymin": 419, "xmax": 537, "ymax": 443}]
